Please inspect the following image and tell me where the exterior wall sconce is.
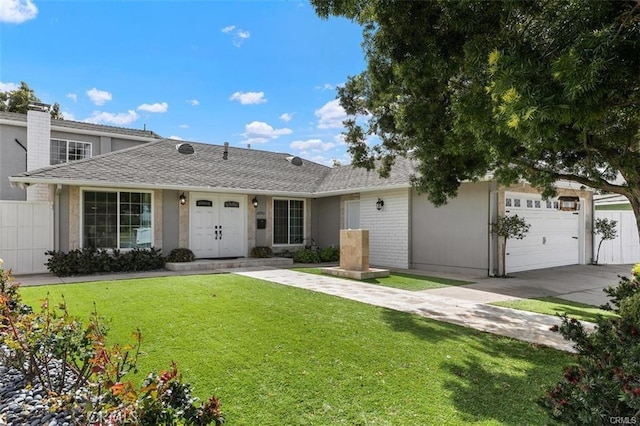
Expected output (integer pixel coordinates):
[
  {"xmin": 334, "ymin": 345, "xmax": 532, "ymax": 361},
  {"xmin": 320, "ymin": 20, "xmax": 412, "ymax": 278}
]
[
  {"xmin": 376, "ymin": 198, "xmax": 384, "ymax": 211},
  {"xmin": 179, "ymin": 193, "xmax": 187, "ymax": 205},
  {"xmin": 252, "ymin": 196, "xmax": 258, "ymax": 208}
]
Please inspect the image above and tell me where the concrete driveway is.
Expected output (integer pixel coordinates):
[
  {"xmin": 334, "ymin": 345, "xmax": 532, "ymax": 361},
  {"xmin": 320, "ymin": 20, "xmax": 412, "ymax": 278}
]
[{"xmin": 422, "ymin": 264, "xmax": 634, "ymax": 306}]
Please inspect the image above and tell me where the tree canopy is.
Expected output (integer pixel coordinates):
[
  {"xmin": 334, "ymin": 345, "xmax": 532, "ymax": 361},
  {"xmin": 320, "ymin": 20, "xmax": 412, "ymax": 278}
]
[
  {"xmin": 312, "ymin": 0, "xmax": 640, "ymax": 231},
  {"xmin": 0, "ymin": 81, "xmax": 63, "ymax": 119}
]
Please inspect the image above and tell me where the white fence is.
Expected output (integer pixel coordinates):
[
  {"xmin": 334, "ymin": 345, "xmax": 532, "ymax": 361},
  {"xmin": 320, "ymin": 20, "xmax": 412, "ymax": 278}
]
[
  {"xmin": 594, "ymin": 210, "xmax": 640, "ymax": 265},
  {"xmin": 0, "ymin": 201, "xmax": 53, "ymax": 274}
]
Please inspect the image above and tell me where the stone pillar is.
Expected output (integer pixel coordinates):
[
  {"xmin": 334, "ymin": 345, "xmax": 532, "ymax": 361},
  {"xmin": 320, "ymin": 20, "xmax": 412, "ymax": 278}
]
[{"xmin": 340, "ymin": 229, "xmax": 369, "ymax": 271}]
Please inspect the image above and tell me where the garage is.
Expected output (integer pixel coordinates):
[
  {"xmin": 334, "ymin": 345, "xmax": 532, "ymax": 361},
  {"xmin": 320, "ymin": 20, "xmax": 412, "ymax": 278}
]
[{"xmin": 504, "ymin": 192, "xmax": 581, "ymax": 273}]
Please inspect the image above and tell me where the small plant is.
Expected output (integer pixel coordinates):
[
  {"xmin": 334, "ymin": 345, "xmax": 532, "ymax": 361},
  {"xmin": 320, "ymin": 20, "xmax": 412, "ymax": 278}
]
[
  {"xmin": 167, "ymin": 248, "xmax": 196, "ymax": 263},
  {"xmin": 490, "ymin": 214, "xmax": 530, "ymax": 277},
  {"xmin": 319, "ymin": 246, "xmax": 340, "ymax": 262},
  {"xmin": 293, "ymin": 248, "xmax": 321, "ymax": 264},
  {"xmin": 593, "ymin": 217, "xmax": 618, "ymax": 265},
  {"xmin": 540, "ymin": 263, "xmax": 640, "ymax": 424},
  {"xmin": 250, "ymin": 246, "xmax": 273, "ymax": 258}
]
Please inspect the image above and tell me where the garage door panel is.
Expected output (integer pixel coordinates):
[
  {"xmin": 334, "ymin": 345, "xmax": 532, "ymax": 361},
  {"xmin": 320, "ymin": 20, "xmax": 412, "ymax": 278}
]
[{"xmin": 505, "ymin": 193, "xmax": 580, "ymax": 273}]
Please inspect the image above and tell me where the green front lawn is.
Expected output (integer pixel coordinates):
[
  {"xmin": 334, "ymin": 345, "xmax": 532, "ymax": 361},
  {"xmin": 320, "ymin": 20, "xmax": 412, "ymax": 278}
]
[
  {"xmin": 20, "ymin": 275, "xmax": 569, "ymax": 425},
  {"xmin": 492, "ymin": 296, "xmax": 618, "ymax": 323},
  {"xmin": 293, "ymin": 267, "xmax": 472, "ymax": 291}
]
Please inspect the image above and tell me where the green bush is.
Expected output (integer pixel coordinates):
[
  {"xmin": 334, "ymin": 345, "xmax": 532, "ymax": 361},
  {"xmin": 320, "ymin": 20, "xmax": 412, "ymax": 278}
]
[
  {"xmin": 293, "ymin": 248, "xmax": 321, "ymax": 264},
  {"xmin": 45, "ymin": 247, "xmax": 166, "ymax": 277},
  {"xmin": 319, "ymin": 246, "xmax": 340, "ymax": 262},
  {"xmin": 540, "ymin": 264, "xmax": 640, "ymax": 424},
  {"xmin": 166, "ymin": 248, "xmax": 195, "ymax": 263},
  {"xmin": 250, "ymin": 246, "xmax": 273, "ymax": 258}
]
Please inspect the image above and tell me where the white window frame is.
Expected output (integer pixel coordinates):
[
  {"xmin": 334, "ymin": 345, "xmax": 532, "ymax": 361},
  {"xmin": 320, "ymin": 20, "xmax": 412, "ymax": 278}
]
[
  {"xmin": 51, "ymin": 139, "xmax": 92, "ymax": 165},
  {"xmin": 80, "ymin": 188, "xmax": 154, "ymax": 250},
  {"xmin": 272, "ymin": 197, "xmax": 306, "ymax": 246}
]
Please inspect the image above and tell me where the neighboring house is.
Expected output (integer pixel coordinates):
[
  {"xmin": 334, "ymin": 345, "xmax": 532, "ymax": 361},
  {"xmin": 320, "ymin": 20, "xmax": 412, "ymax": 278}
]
[
  {"xmin": 0, "ymin": 106, "xmax": 161, "ymax": 273},
  {"xmin": 7, "ymin": 119, "xmax": 595, "ymax": 276}
]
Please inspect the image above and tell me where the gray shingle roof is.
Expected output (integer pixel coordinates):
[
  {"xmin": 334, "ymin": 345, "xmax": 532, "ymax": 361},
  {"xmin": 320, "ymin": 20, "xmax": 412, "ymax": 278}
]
[
  {"xmin": 0, "ymin": 111, "xmax": 162, "ymax": 139},
  {"xmin": 11, "ymin": 139, "xmax": 414, "ymax": 195}
]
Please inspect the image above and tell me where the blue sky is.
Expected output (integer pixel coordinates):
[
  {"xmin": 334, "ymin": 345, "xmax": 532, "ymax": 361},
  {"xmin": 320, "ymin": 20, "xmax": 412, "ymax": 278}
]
[{"xmin": 0, "ymin": 0, "xmax": 366, "ymax": 165}]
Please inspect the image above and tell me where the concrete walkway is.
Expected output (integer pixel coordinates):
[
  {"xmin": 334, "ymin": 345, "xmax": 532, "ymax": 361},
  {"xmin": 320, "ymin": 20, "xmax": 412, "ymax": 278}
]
[
  {"xmin": 14, "ymin": 263, "xmax": 632, "ymax": 352},
  {"xmin": 234, "ymin": 267, "xmax": 581, "ymax": 352}
]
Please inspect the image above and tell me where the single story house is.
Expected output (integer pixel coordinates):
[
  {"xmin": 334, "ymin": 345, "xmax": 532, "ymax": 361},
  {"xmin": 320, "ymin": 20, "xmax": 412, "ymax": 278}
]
[{"xmin": 7, "ymin": 112, "xmax": 595, "ymax": 276}]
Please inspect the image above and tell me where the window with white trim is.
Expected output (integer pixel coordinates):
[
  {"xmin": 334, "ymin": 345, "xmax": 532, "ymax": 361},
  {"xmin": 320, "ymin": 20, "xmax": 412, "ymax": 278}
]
[
  {"xmin": 83, "ymin": 190, "xmax": 152, "ymax": 249},
  {"xmin": 51, "ymin": 139, "xmax": 92, "ymax": 165},
  {"xmin": 273, "ymin": 199, "xmax": 304, "ymax": 245}
]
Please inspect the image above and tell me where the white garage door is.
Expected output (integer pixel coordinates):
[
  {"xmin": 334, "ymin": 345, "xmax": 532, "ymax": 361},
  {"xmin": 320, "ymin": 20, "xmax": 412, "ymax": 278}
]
[
  {"xmin": 505, "ymin": 193, "xmax": 580, "ymax": 273},
  {"xmin": 0, "ymin": 201, "xmax": 53, "ymax": 275}
]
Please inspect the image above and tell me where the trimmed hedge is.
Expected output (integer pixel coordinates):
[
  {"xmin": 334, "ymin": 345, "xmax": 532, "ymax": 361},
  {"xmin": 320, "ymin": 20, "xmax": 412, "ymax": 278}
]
[{"xmin": 45, "ymin": 247, "xmax": 165, "ymax": 277}]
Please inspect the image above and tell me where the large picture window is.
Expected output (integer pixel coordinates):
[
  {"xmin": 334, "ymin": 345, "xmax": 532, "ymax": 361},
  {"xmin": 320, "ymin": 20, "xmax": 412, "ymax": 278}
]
[
  {"xmin": 51, "ymin": 139, "xmax": 92, "ymax": 165},
  {"xmin": 273, "ymin": 199, "xmax": 304, "ymax": 245},
  {"xmin": 83, "ymin": 190, "xmax": 152, "ymax": 249}
]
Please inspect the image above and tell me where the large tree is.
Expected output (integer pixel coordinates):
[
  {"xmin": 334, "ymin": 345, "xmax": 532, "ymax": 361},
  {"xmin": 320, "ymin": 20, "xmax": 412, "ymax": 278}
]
[
  {"xmin": 312, "ymin": 0, "xmax": 640, "ymax": 238},
  {"xmin": 0, "ymin": 81, "xmax": 63, "ymax": 119}
]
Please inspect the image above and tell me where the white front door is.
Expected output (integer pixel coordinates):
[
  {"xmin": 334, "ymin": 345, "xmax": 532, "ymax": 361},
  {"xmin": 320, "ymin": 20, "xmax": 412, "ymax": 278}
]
[{"xmin": 190, "ymin": 193, "xmax": 245, "ymax": 258}]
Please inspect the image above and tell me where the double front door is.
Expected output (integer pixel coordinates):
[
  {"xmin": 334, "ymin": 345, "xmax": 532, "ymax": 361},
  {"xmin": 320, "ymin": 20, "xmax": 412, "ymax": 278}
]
[{"xmin": 190, "ymin": 193, "xmax": 245, "ymax": 258}]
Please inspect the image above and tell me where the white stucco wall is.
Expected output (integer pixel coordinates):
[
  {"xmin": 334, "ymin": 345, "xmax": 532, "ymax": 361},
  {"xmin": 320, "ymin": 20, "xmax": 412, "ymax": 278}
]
[{"xmin": 359, "ymin": 188, "xmax": 410, "ymax": 269}]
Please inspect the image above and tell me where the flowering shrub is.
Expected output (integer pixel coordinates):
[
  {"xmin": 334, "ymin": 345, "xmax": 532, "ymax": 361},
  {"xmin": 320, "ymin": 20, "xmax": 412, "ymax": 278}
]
[
  {"xmin": 540, "ymin": 263, "xmax": 640, "ymax": 424},
  {"xmin": 0, "ymin": 262, "xmax": 224, "ymax": 425}
]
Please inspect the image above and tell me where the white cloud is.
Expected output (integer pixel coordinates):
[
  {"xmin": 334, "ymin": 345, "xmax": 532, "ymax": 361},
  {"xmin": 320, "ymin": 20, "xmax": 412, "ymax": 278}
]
[
  {"xmin": 84, "ymin": 110, "xmax": 139, "ymax": 126},
  {"xmin": 0, "ymin": 0, "xmax": 37, "ymax": 23},
  {"xmin": 137, "ymin": 102, "xmax": 168, "ymax": 113},
  {"xmin": 187, "ymin": 99, "xmax": 199, "ymax": 106},
  {"xmin": 230, "ymin": 91, "xmax": 266, "ymax": 105},
  {"xmin": 178, "ymin": 124, "xmax": 189, "ymax": 129},
  {"xmin": 168, "ymin": 135, "xmax": 184, "ymax": 140},
  {"xmin": 67, "ymin": 93, "xmax": 78, "ymax": 102},
  {"xmin": 290, "ymin": 139, "xmax": 335, "ymax": 152},
  {"xmin": 315, "ymin": 83, "xmax": 335, "ymax": 91},
  {"xmin": 315, "ymin": 99, "xmax": 347, "ymax": 129},
  {"xmin": 242, "ymin": 121, "xmax": 292, "ymax": 144},
  {"xmin": 86, "ymin": 88, "xmax": 112, "ymax": 106},
  {"xmin": 279, "ymin": 112, "xmax": 293, "ymax": 122},
  {"xmin": 0, "ymin": 81, "xmax": 19, "ymax": 92},
  {"xmin": 222, "ymin": 25, "xmax": 250, "ymax": 47},
  {"xmin": 62, "ymin": 111, "xmax": 75, "ymax": 121}
]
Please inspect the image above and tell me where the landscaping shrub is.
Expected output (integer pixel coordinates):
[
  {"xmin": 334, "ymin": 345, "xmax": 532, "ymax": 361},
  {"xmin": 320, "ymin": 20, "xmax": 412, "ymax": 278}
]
[
  {"xmin": 540, "ymin": 263, "xmax": 640, "ymax": 425},
  {"xmin": 293, "ymin": 248, "xmax": 321, "ymax": 264},
  {"xmin": 319, "ymin": 246, "xmax": 340, "ymax": 262},
  {"xmin": 166, "ymin": 248, "xmax": 196, "ymax": 263},
  {"xmin": 45, "ymin": 247, "xmax": 166, "ymax": 277},
  {"xmin": 0, "ymin": 260, "xmax": 224, "ymax": 425},
  {"xmin": 250, "ymin": 246, "xmax": 273, "ymax": 258}
]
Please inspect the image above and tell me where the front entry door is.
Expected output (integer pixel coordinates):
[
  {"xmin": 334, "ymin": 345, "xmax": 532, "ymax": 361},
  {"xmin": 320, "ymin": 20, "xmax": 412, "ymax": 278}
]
[{"xmin": 190, "ymin": 194, "xmax": 245, "ymax": 258}]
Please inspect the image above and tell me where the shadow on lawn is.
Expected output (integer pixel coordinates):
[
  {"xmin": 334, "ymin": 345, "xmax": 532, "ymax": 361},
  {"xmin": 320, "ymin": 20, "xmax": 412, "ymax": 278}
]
[{"xmin": 381, "ymin": 308, "xmax": 571, "ymax": 423}]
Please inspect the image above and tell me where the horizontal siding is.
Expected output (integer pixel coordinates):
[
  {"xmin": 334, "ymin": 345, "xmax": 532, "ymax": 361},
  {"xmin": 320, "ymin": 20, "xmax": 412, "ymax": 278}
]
[{"xmin": 359, "ymin": 189, "xmax": 409, "ymax": 269}]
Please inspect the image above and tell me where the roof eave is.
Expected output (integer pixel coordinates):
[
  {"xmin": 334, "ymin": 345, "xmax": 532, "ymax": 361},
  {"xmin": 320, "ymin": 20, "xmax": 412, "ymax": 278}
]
[{"xmin": 8, "ymin": 176, "xmax": 317, "ymax": 198}]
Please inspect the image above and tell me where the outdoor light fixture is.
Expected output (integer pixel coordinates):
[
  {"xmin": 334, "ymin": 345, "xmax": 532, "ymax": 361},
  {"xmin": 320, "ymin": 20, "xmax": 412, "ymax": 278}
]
[
  {"xmin": 376, "ymin": 198, "xmax": 384, "ymax": 211},
  {"xmin": 252, "ymin": 196, "xmax": 258, "ymax": 208},
  {"xmin": 179, "ymin": 193, "xmax": 187, "ymax": 205}
]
